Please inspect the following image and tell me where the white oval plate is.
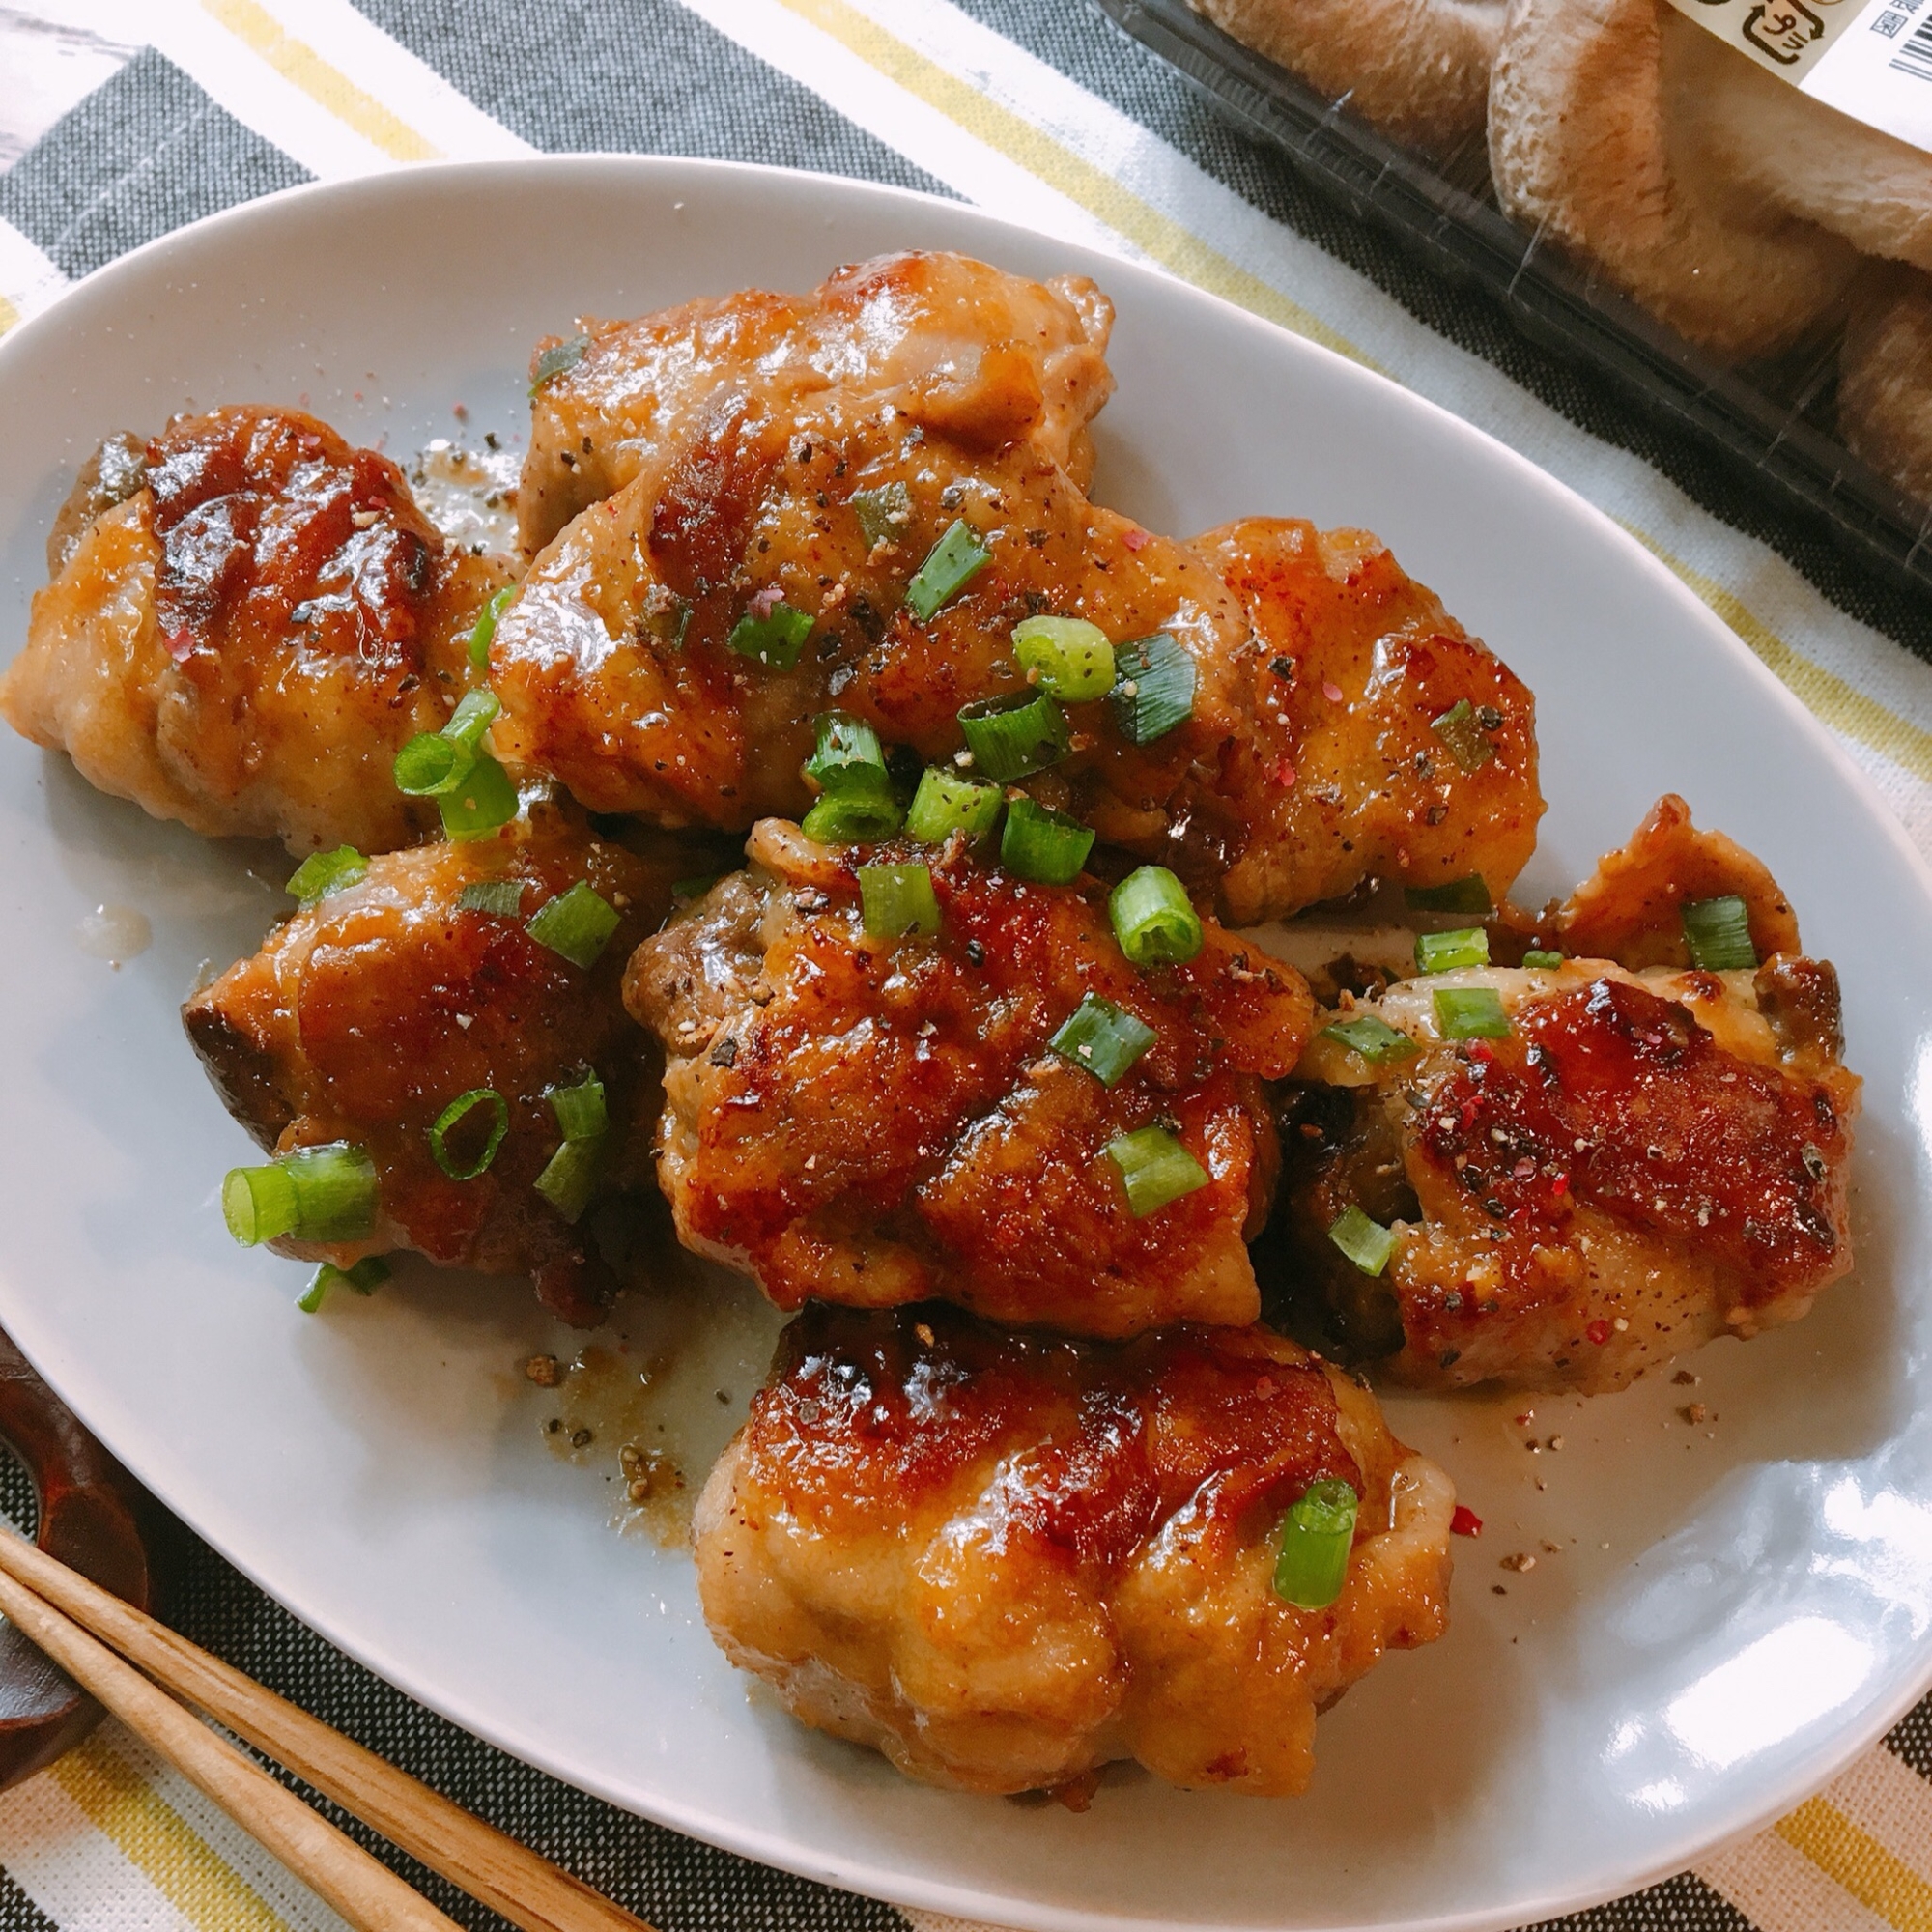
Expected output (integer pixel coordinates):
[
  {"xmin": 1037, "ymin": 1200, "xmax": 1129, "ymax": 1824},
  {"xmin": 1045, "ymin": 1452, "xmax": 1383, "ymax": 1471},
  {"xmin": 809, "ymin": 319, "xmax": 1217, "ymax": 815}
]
[{"xmin": 3, "ymin": 157, "xmax": 1930, "ymax": 1932}]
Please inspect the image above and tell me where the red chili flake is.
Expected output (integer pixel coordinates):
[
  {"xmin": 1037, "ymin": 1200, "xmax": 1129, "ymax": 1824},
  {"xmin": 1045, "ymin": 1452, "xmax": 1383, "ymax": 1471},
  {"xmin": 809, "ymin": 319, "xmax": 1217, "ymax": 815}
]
[
  {"xmin": 1586, "ymin": 1319, "xmax": 1612, "ymax": 1346},
  {"xmin": 1451, "ymin": 1505, "xmax": 1483, "ymax": 1537},
  {"xmin": 1122, "ymin": 528, "xmax": 1150, "ymax": 552},
  {"xmin": 1321, "ymin": 679, "xmax": 1345, "ymax": 703},
  {"xmin": 163, "ymin": 627, "xmax": 195, "ymax": 664},
  {"xmin": 1273, "ymin": 757, "xmax": 1297, "ymax": 788},
  {"xmin": 1467, "ymin": 1041, "xmax": 1495, "ymax": 1065},
  {"xmin": 1552, "ymin": 1172, "xmax": 1571, "ymax": 1196}
]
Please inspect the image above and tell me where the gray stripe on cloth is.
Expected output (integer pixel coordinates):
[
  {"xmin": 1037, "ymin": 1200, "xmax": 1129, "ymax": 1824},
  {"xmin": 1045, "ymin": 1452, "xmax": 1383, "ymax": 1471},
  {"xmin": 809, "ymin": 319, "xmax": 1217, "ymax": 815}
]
[
  {"xmin": 0, "ymin": 1867, "xmax": 59, "ymax": 1932},
  {"xmin": 349, "ymin": 0, "xmax": 949, "ymax": 200},
  {"xmin": 0, "ymin": 1450, "xmax": 907, "ymax": 1932},
  {"xmin": 0, "ymin": 44, "xmax": 309, "ymax": 281},
  {"xmin": 950, "ymin": 0, "xmax": 1931, "ymax": 660}
]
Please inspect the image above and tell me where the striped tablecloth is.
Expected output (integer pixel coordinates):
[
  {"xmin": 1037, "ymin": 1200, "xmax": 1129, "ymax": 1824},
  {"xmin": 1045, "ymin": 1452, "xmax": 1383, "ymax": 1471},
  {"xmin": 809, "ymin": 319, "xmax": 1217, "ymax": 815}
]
[{"xmin": 4, "ymin": 3, "xmax": 1932, "ymax": 1929}]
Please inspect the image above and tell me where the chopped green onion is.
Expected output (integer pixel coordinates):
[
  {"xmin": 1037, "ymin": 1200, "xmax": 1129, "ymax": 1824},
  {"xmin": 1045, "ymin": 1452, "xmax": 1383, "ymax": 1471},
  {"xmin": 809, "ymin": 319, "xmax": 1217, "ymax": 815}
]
[
  {"xmin": 457, "ymin": 877, "xmax": 526, "ymax": 918},
  {"xmin": 222, "ymin": 1142, "xmax": 378, "ymax": 1247},
  {"xmin": 956, "ymin": 691, "xmax": 1069, "ymax": 782},
  {"xmin": 805, "ymin": 711, "xmax": 887, "ymax": 791},
  {"xmin": 468, "ymin": 585, "xmax": 514, "ymax": 672},
  {"xmin": 672, "ymin": 873, "xmax": 722, "ymax": 902},
  {"xmin": 1000, "ymin": 796, "xmax": 1094, "ymax": 886},
  {"xmin": 534, "ymin": 1136, "xmax": 604, "ymax": 1224},
  {"xmin": 428, "ymin": 1089, "xmax": 509, "ymax": 1180},
  {"xmin": 728, "ymin": 601, "xmax": 814, "ymax": 670},
  {"xmin": 1405, "ymin": 874, "xmax": 1492, "ymax": 916},
  {"xmin": 548, "ymin": 1070, "xmax": 608, "ymax": 1143},
  {"xmin": 1521, "ymin": 949, "xmax": 1565, "ymax": 970},
  {"xmin": 801, "ymin": 787, "xmax": 902, "ymax": 844},
  {"xmin": 395, "ymin": 689, "xmax": 504, "ymax": 798},
  {"xmin": 1109, "ymin": 633, "xmax": 1196, "ymax": 746},
  {"xmin": 1682, "ymin": 895, "xmax": 1757, "ymax": 972},
  {"xmin": 525, "ymin": 879, "xmax": 620, "ymax": 969},
  {"xmin": 859, "ymin": 862, "xmax": 940, "ymax": 941},
  {"xmin": 639, "ymin": 592, "xmax": 692, "ymax": 650},
  {"xmin": 1328, "ymin": 1205, "xmax": 1397, "ymax": 1276},
  {"xmin": 1049, "ymin": 994, "xmax": 1155, "ymax": 1088},
  {"xmin": 1274, "ymin": 1478, "xmax": 1358, "ymax": 1610},
  {"xmin": 443, "ymin": 688, "xmax": 500, "ymax": 753},
  {"xmin": 1321, "ymin": 1013, "xmax": 1419, "ymax": 1065},
  {"xmin": 904, "ymin": 767, "xmax": 1004, "ymax": 843},
  {"xmin": 1414, "ymin": 926, "xmax": 1490, "ymax": 974},
  {"xmin": 286, "ymin": 846, "xmax": 367, "ymax": 907},
  {"xmin": 298, "ymin": 1255, "xmax": 388, "ymax": 1314},
  {"xmin": 1430, "ymin": 699, "xmax": 1495, "ymax": 774},
  {"xmin": 1105, "ymin": 1125, "xmax": 1209, "ymax": 1218},
  {"xmin": 1109, "ymin": 866, "xmax": 1204, "ymax": 968},
  {"xmin": 439, "ymin": 753, "xmax": 520, "ymax": 841},
  {"xmin": 529, "ymin": 333, "xmax": 590, "ymax": 395},
  {"xmin": 852, "ymin": 480, "xmax": 912, "ymax": 550},
  {"xmin": 1435, "ymin": 986, "xmax": 1511, "ymax": 1039},
  {"xmin": 1012, "ymin": 615, "xmax": 1115, "ymax": 702},
  {"xmin": 906, "ymin": 519, "xmax": 991, "ymax": 621}
]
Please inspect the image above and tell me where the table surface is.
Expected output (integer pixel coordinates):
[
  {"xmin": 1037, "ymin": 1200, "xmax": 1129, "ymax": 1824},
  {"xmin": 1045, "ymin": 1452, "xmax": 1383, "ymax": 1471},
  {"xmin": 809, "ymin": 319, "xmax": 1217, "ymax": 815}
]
[{"xmin": 2, "ymin": 3, "xmax": 1932, "ymax": 1931}]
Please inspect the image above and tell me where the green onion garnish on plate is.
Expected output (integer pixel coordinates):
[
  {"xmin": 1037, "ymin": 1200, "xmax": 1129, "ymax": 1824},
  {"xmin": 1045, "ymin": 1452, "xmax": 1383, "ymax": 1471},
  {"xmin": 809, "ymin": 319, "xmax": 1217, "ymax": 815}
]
[
  {"xmin": 1435, "ymin": 986, "xmax": 1511, "ymax": 1038},
  {"xmin": 467, "ymin": 585, "xmax": 514, "ymax": 672},
  {"xmin": 1405, "ymin": 874, "xmax": 1492, "ymax": 916},
  {"xmin": 1000, "ymin": 796, "xmax": 1094, "ymax": 886},
  {"xmin": 801, "ymin": 712, "xmax": 902, "ymax": 843},
  {"xmin": 526, "ymin": 879, "xmax": 620, "ymax": 969},
  {"xmin": 1274, "ymin": 1478, "xmax": 1358, "ymax": 1610},
  {"xmin": 852, "ymin": 481, "xmax": 911, "ymax": 551},
  {"xmin": 1109, "ymin": 866, "xmax": 1203, "ymax": 967},
  {"xmin": 548, "ymin": 1070, "xmax": 608, "ymax": 1144},
  {"xmin": 1321, "ymin": 1013, "xmax": 1418, "ymax": 1065},
  {"xmin": 1011, "ymin": 615, "xmax": 1115, "ymax": 702},
  {"xmin": 1328, "ymin": 1204, "xmax": 1396, "ymax": 1276},
  {"xmin": 858, "ymin": 863, "xmax": 940, "ymax": 941},
  {"xmin": 457, "ymin": 877, "xmax": 526, "ymax": 918},
  {"xmin": 534, "ymin": 1137, "xmax": 604, "ymax": 1224},
  {"xmin": 1430, "ymin": 699, "xmax": 1495, "ymax": 773},
  {"xmin": 805, "ymin": 711, "xmax": 886, "ymax": 790},
  {"xmin": 904, "ymin": 767, "xmax": 1003, "ymax": 844},
  {"xmin": 1682, "ymin": 895, "xmax": 1757, "ymax": 971},
  {"xmin": 1049, "ymin": 994, "xmax": 1155, "ymax": 1088},
  {"xmin": 1414, "ymin": 926, "xmax": 1489, "ymax": 974},
  {"xmin": 802, "ymin": 788, "xmax": 903, "ymax": 844},
  {"xmin": 298, "ymin": 1255, "xmax": 388, "ymax": 1314},
  {"xmin": 1521, "ymin": 949, "xmax": 1564, "ymax": 970},
  {"xmin": 285, "ymin": 846, "xmax": 367, "ymax": 908},
  {"xmin": 727, "ymin": 601, "xmax": 814, "ymax": 670},
  {"xmin": 1105, "ymin": 1124, "xmax": 1209, "ymax": 1217},
  {"xmin": 223, "ymin": 1142, "xmax": 378, "ymax": 1247},
  {"xmin": 1109, "ymin": 632, "xmax": 1196, "ymax": 745},
  {"xmin": 438, "ymin": 753, "xmax": 520, "ymax": 841},
  {"xmin": 529, "ymin": 334, "xmax": 589, "ymax": 395},
  {"xmin": 428, "ymin": 1089, "xmax": 509, "ymax": 1180},
  {"xmin": 906, "ymin": 520, "xmax": 990, "ymax": 620},
  {"xmin": 956, "ymin": 690, "xmax": 1070, "ymax": 782}
]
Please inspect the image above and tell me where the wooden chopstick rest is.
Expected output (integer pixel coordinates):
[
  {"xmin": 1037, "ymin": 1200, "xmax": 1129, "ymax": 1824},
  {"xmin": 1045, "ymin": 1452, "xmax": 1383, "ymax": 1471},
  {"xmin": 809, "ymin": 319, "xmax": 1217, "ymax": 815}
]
[
  {"xmin": 0, "ymin": 1560, "xmax": 461, "ymax": 1932},
  {"xmin": 0, "ymin": 1531, "xmax": 653, "ymax": 1932}
]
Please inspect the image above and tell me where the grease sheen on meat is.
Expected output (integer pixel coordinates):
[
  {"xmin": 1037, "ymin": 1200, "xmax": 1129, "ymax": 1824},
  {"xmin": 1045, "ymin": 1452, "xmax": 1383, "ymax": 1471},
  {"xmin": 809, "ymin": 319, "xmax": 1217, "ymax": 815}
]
[
  {"xmin": 0, "ymin": 407, "xmax": 513, "ymax": 855},
  {"xmin": 696, "ymin": 1303, "xmax": 1454, "ymax": 1796},
  {"xmin": 625, "ymin": 820, "xmax": 1314, "ymax": 1336},
  {"xmin": 184, "ymin": 801, "xmax": 672, "ymax": 1323},
  {"xmin": 519, "ymin": 250, "xmax": 1116, "ymax": 552}
]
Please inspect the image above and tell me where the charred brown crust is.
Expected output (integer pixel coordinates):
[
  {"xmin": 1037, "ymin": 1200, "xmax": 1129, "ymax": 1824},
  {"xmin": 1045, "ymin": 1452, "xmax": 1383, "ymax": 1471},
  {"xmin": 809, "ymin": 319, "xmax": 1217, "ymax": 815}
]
[{"xmin": 181, "ymin": 1000, "xmax": 293, "ymax": 1151}]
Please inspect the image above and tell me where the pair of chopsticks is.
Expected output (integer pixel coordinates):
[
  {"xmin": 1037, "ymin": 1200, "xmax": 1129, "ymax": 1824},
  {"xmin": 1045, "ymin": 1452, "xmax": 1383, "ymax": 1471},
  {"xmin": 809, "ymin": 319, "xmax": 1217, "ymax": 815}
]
[{"xmin": 0, "ymin": 1530, "xmax": 653, "ymax": 1932}]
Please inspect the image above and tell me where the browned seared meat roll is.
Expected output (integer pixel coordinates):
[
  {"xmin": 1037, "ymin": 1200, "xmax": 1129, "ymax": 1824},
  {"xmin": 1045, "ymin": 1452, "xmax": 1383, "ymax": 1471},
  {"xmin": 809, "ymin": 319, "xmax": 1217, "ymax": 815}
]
[{"xmin": 696, "ymin": 1303, "xmax": 1454, "ymax": 1796}]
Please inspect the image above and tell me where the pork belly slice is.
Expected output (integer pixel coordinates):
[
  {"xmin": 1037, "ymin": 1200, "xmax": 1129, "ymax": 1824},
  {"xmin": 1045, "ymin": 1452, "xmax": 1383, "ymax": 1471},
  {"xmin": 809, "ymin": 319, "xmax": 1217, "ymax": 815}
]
[
  {"xmin": 1263, "ymin": 798, "xmax": 1859, "ymax": 1392},
  {"xmin": 518, "ymin": 248, "xmax": 1116, "ymax": 552},
  {"xmin": 696, "ymin": 1302, "xmax": 1454, "ymax": 1797},
  {"xmin": 1, "ymin": 406, "xmax": 513, "ymax": 856},
  {"xmin": 625, "ymin": 819, "xmax": 1314, "ymax": 1338},
  {"xmin": 184, "ymin": 802, "xmax": 675, "ymax": 1323}
]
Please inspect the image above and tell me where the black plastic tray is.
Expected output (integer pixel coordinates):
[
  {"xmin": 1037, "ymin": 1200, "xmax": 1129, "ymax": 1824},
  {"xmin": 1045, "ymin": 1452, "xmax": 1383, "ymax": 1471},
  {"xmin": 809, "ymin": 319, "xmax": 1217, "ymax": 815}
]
[{"xmin": 1094, "ymin": 0, "xmax": 1932, "ymax": 603}]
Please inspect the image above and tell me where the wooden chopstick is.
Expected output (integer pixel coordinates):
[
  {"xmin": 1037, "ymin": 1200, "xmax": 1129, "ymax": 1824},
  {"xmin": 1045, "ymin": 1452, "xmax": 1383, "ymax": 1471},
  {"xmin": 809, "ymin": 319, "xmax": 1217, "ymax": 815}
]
[
  {"xmin": 0, "ymin": 1559, "xmax": 462, "ymax": 1932},
  {"xmin": 0, "ymin": 1531, "xmax": 654, "ymax": 1932}
]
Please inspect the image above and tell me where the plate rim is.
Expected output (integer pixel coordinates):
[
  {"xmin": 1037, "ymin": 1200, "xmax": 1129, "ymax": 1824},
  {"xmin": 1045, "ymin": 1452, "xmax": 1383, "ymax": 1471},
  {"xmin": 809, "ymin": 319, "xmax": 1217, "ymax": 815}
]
[{"xmin": 2, "ymin": 150, "xmax": 1929, "ymax": 1932}]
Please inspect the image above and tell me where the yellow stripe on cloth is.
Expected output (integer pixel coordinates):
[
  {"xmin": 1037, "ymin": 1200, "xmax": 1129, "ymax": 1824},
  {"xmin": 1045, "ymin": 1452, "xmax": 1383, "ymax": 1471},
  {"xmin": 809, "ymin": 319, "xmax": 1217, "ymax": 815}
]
[
  {"xmin": 1776, "ymin": 1795, "xmax": 1932, "ymax": 1932},
  {"xmin": 773, "ymin": 0, "xmax": 1370, "ymax": 368},
  {"xmin": 201, "ymin": 0, "xmax": 441, "ymax": 162},
  {"xmin": 52, "ymin": 1733, "xmax": 291, "ymax": 1932},
  {"xmin": 0, "ymin": 294, "xmax": 17, "ymax": 340},
  {"xmin": 1626, "ymin": 526, "xmax": 1932, "ymax": 789}
]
